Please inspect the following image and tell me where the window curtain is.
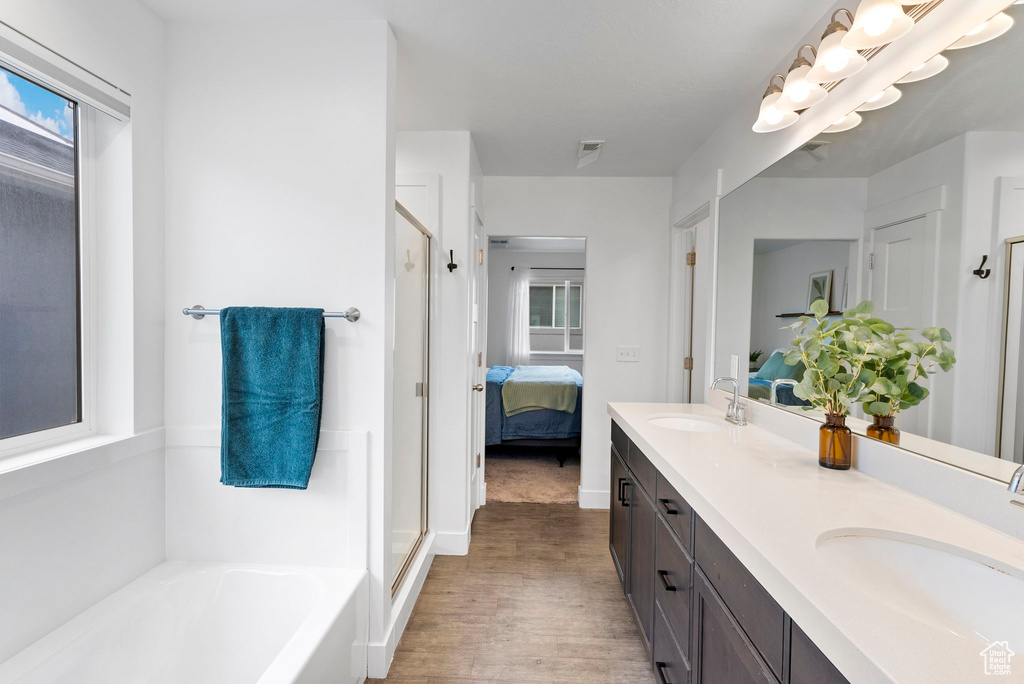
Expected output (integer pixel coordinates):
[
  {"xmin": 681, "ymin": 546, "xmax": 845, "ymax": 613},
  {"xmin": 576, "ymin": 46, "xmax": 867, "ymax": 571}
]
[{"xmin": 507, "ymin": 269, "xmax": 531, "ymax": 366}]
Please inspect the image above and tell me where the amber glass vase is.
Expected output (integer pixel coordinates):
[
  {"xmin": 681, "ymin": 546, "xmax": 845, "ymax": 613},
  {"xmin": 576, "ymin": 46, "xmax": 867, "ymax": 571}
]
[
  {"xmin": 819, "ymin": 414, "xmax": 852, "ymax": 470},
  {"xmin": 867, "ymin": 415, "xmax": 900, "ymax": 445}
]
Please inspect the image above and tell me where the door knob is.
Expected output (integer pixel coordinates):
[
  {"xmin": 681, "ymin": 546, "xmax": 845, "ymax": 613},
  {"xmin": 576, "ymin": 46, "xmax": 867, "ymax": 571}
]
[{"xmin": 472, "ymin": 384, "xmax": 484, "ymax": 392}]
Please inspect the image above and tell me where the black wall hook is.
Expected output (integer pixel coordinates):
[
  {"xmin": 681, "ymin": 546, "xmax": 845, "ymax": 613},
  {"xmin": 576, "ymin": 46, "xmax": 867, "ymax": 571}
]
[
  {"xmin": 446, "ymin": 249, "xmax": 458, "ymax": 273},
  {"xmin": 973, "ymin": 255, "xmax": 992, "ymax": 280}
]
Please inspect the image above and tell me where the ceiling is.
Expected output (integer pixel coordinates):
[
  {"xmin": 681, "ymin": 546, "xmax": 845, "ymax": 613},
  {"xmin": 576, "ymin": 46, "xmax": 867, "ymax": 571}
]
[
  {"xmin": 138, "ymin": 0, "xmax": 836, "ymax": 176},
  {"xmin": 763, "ymin": 4, "xmax": 1024, "ymax": 180}
]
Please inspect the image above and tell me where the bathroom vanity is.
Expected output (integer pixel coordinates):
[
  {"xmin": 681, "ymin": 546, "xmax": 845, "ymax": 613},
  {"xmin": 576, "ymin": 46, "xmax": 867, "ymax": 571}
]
[{"xmin": 608, "ymin": 403, "xmax": 1024, "ymax": 684}]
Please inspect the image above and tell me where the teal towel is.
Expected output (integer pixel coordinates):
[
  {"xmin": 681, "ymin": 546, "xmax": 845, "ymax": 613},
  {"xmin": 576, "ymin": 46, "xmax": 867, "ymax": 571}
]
[{"xmin": 220, "ymin": 307, "xmax": 325, "ymax": 489}]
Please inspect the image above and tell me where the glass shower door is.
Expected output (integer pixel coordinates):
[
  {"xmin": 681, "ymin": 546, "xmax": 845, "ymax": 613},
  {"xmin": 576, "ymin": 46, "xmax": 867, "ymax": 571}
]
[{"xmin": 391, "ymin": 203, "xmax": 430, "ymax": 593}]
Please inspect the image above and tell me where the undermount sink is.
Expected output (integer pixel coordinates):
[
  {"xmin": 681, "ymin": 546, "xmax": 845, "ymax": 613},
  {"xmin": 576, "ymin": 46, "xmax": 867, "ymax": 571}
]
[
  {"xmin": 817, "ymin": 529, "xmax": 1024, "ymax": 645},
  {"xmin": 647, "ymin": 413, "xmax": 725, "ymax": 433}
]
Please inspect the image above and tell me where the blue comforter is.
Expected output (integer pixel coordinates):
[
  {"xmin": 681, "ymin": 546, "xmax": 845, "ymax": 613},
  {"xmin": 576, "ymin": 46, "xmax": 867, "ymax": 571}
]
[{"xmin": 486, "ymin": 366, "xmax": 583, "ymax": 446}]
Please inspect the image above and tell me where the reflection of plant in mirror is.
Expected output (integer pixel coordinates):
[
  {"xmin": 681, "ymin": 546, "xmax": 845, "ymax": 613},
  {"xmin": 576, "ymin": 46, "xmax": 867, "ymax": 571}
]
[
  {"xmin": 750, "ymin": 349, "xmax": 764, "ymax": 364},
  {"xmin": 784, "ymin": 299, "xmax": 875, "ymax": 417},
  {"xmin": 859, "ymin": 322, "xmax": 956, "ymax": 418}
]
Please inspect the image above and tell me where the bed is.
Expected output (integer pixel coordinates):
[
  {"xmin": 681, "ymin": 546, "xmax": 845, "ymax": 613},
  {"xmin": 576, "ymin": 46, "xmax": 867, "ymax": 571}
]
[
  {"xmin": 486, "ymin": 365, "xmax": 583, "ymax": 466},
  {"xmin": 747, "ymin": 349, "xmax": 810, "ymax": 407}
]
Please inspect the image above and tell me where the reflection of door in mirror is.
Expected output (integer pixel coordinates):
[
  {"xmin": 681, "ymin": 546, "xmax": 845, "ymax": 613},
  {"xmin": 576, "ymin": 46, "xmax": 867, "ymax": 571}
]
[
  {"xmin": 998, "ymin": 238, "xmax": 1024, "ymax": 465},
  {"xmin": 869, "ymin": 217, "xmax": 933, "ymax": 436}
]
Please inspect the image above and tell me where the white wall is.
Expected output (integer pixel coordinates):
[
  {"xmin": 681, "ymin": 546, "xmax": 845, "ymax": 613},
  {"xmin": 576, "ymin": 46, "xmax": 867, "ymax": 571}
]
[
  {"xmin": 716, "ymin": 177, "xmax": 867, "ymax": 389},
  {"xmin": 486, "ymin": 249, "xmax": 586, "ymax": 373},
  {"xmin": 163, "ymin": 16, "xmax": 395, "ymax": 675},
  {"xmin": 483, "ymin": 177, "xmax": 672, "ymax": 508},
  {"xmin": 0, "ymin": 0, "xmax": 167, "ymax": 661},
  {"xmin": 750, "ymin": 241, "xmax": 856, "ymax": 358}
]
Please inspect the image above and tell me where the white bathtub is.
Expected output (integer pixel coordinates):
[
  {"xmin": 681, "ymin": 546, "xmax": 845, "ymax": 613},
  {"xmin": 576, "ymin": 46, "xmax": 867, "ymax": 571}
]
[{"xmin": 0, "ymin": 562, "xmax": 367, "ymax": 684}]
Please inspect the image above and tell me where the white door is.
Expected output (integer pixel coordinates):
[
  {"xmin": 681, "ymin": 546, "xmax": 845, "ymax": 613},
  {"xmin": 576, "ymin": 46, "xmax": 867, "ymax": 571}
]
[
  {"xmin": 869, "ymin": 216, "xmax": 931, "ymax": 435},
  {"xmin": 469, "ymin": 208, "xmax": 487, "ymax": 508}
]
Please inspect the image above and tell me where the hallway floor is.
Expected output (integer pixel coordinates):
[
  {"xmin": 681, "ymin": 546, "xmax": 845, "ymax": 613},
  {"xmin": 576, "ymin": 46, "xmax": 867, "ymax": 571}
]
[{"xmin": 369, "ymin": 502, "xmax": 656, "ymax": 683}]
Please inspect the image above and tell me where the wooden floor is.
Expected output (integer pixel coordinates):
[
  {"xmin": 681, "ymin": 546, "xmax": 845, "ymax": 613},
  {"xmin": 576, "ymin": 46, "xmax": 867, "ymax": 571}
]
[{"xmin": 369, "ymin": 502, "xmax": 656, "ymax": 684}]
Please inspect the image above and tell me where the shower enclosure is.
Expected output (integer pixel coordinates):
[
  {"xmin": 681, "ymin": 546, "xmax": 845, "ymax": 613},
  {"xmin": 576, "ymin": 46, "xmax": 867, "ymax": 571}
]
[{"xmin": 391, "ymin": 201, "xmax": 431, "ymax": 593}]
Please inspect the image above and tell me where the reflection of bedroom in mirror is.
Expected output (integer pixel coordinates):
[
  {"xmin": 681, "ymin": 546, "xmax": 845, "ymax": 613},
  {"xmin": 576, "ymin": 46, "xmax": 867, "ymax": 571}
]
[
  {"xmin": 715, "ymin": 2, "xmax": 1024, "ymax": 483},
  {"xmin": 484, "ymin": 236, "xmax": 586, "ymax": 505}
]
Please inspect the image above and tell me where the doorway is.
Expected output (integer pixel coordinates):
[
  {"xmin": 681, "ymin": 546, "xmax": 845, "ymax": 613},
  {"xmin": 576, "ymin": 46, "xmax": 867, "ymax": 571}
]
[{"xmin": 482, "ymin": 236, "xmax": 586, "ymax": 505}]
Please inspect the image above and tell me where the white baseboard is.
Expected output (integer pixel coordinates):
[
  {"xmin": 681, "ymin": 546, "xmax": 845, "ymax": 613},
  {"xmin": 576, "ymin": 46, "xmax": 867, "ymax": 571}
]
[
  {"xmin": 366, "ymin": 531, "xmax": 435, "ymax": 679},
  {"xmin": 578, "ymin": 487, "xmax": 610, "ymax": 509},
  {"xmin": 433, "ymin": 519, "xmax": 472, "ymax": 555}
]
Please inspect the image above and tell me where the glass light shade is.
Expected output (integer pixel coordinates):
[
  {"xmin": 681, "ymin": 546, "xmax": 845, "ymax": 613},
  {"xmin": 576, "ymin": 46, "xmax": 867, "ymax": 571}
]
[
  {"xmin": 856, "ymin": 86, "xmax": 902, "ymax": 111},
  {"xmin": 896, "ymin": 54, "xmax": 949, "ymax": 83},
  {"xmin": 777, "ymin": 64, "xmax": 829, "ymax": 112},
  {"xmin": 843, "ymin": 0, "xmax": 914, "ymax": 50},
  {"xmin": 824, "ymin": 112, "xmax": 863, "ymax": 133},
  {"xmin": 807, "ymin": 28, "xmax": 868, "ymax": 83},
  {"xmin": 948, "ymin": 13, "xmax": 1013, "ymax": 49},
  {"xmin": 752, "ymin": 89, "xmax": 799, "ymax": 133}
]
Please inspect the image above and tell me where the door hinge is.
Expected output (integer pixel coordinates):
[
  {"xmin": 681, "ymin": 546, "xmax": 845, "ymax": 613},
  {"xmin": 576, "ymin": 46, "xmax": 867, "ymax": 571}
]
[
  {"xmin": 476, "ymin": 453, "xmax": 481, "ymax": 467},
  {"xmin": 478, "ymin": 249, "xmax": 484, "ymax": 264},
  {"xmin": 869, "ymin": 253, "xmax": 874, "ymax": 270},
  {"xmin": 477, "ymin": 352, "xmax": 483, "ymax": 367},
  {"xmin": 686, "ymin": 250, "xmax": 697, "ymax": 267},
  {"xmin": 683, "ymin": 357, "xmax": 694, "ymax": 371}
]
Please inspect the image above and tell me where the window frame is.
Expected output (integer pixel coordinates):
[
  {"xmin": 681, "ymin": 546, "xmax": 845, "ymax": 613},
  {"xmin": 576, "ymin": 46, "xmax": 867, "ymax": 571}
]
[
  {"xmin": 0, "ymin": 62, "xmax": 96, "ymax": 458},
  {"xmin": 528, "ymin": 277, "xmax": 584, "ymax": 355}
]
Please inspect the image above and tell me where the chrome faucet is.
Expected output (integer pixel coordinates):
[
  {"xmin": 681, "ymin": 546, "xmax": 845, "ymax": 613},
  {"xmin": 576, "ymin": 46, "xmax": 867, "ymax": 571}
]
[
  {"xmin": 711, "ymin": 376, "xmax": 747, "ymax": 426},
  {"xmin": 1010, "ymin": 466, "xmax": 1024, "ymax": 495},
  {"xmin": 770, "ymin": 379, "xmax": 799, "ymax": 407}
]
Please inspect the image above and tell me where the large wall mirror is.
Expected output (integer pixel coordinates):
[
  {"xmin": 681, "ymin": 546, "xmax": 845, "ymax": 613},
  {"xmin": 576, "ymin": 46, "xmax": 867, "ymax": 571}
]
[{"xmin": 715, "ymin": 2, "xmax": 1024, "ymax": 481}]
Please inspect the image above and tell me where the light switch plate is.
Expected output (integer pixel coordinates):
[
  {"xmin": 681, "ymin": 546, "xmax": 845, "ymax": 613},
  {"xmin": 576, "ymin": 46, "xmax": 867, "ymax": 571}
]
[
  {"xmin": 617, "ymin": 346, "xmax": 640, "ymax": 362},
  {"xmin": 730, "ymin": 355, "xmax": 739, "ymax": 378}
]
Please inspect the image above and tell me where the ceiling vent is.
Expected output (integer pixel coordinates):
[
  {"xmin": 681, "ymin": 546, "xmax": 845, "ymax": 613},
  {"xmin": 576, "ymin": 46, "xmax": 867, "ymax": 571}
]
[
  {"xmin": 576, "ymin": 140, "xmax": 604, "ymax": 169},
  {"xmin": 787, "ymin": 140, "xmax": 831, "ymax": 171},
  {"xmin": 488, "ymin": 239, "xmax": 509, "ymax": 250}
]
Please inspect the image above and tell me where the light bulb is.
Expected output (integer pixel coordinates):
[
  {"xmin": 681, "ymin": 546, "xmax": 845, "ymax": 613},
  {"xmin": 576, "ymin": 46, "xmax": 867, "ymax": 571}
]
[
  {"xmin": 867, "ymin": 91, "xmax": 884, "ymax": 103},
  {"xmin": 949, "ymin": 12, "xmax": 1013, "ymax": 49},
  {"xmin": 808, "ymin": 16, "xmax": 867, "ymax": 84},
  {"xmin": 777, "ymin": 56, "xmax": 828, "ymax": 112},
  {"xmin": 753, "ymin": 80, "xmax": 799, "ymax": 133},
  {"xmin": 789, "ymin": 82, "xmax": 811, "ymax": 104},
  {"xmin": 863, "ymin": 14, "xmax": 893, "ymax": 37},
  {"xmin": 764, "ymin": 107, "xmax": 784, "ymax": 126},
  {"xmin": 843, "ymin": 0, "xmax": 914, "ymax": 50},
  {"xmin": 896, "ymin": 54, "xmax": 949, "ymax": 84},
  {"xmin": 824, "ymin": 112, "xmax": 863, "ymax": 133},
  {"xmin": 856, "ymin": 86, "xmax": 901, "ymax": 112}
]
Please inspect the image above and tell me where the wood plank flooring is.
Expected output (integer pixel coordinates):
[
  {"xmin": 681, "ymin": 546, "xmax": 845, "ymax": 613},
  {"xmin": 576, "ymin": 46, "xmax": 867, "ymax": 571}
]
[{"xmin": 369, "ymin": 502, "xmax": 656, "ymax": 684}]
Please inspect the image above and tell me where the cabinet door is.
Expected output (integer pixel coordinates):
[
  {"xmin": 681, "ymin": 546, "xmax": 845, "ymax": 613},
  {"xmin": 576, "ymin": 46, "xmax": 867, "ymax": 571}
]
[
  {"xmin": 790, "ymin": 622, "xmax": 849, "ymax": 684},
  {"xmin": 629, "ymin": 481, "xmax": 657, "ymax": 651},
  {"xmin": 610, "ymin": 449, "xmax": 631, "ymax": 589},
  {"xmin": 692, "ymin": 569, "xmax": 777, "ymax": 684},
  {"xmin": 654, "ymin": 602, "xmax": 690, "ymax": 684}
]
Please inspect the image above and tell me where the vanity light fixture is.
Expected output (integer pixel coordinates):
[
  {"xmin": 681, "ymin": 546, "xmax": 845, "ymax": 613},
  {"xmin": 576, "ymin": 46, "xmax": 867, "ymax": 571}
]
[
  {"xmin": 948, "ymin": 12, "xmax": 1014, "ymax": 49},
  {"xmin": 777, "ymin": 45, "xmax": 829, "ymax": 112},
  {"xmin": 843, "ymin": 0, "xmax": 914, "ymax": 50},
  {"xmin": 823, "ymin": 112, "xmax": 862, "ymax": 133},
  {"xmin": 896, "ymin": 53, "xmax": 949, "ymax": 83},
  {"xmin": 856, "ymin": 85, "xmax": 902, "ymax": 111},
  {"xmin": 807, "ymin": 10, "xmax": 868, "ymax": 84},
  {"xmin": 752, "ymin": 74, "xmax": 800, "ymax": 133}
]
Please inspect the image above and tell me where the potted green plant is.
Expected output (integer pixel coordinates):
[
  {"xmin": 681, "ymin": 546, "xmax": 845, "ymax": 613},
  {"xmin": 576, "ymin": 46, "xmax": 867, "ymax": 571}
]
[
  {"xmin": 785, "ymin": 299, "xmax": 876, "ymax": 470},
  {"xmin": 749, "ymin": 349, "xmax": 764, "ymax": 371},
  {"xmin": 858, "ymin": 323, "xmax": 956, "ymax": 445}
]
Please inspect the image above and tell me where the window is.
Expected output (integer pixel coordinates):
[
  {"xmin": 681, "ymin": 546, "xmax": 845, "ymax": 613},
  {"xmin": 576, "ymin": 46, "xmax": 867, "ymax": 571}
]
[
  {"xmin": 529, "ymin": 280, "xmax": 583, "ymax": 353},
  {"xmin": 0, "ymin": 65, "xmax": 80, "ymax": 441}
]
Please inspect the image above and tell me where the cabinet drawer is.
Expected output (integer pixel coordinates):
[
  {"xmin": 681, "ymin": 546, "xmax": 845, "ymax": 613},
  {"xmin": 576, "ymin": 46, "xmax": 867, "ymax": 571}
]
[
  {"xmin": 655, "ymin": 516, "xmax": 692, "ymax": 662},
  {"xmin": 653, "ymin": 602, "xmax": 690, "ymax": 684},
  {"xmin": 629, "ymin": 441, "xmax": 658, "ymax": 498},
  {"xmin": 656, "ymin": 474, "xmax": 692, "ymax": 551},
  {"xmin": 693, "ymin": 516, "xmax": 784, "ymax": 680},
  {"xmin": 611, "ymin": 420, "xmax": 629, "ymax": 460},
  {"xmin": 790, "ymin": 622, "xmax": 849, "ymax": 684}
]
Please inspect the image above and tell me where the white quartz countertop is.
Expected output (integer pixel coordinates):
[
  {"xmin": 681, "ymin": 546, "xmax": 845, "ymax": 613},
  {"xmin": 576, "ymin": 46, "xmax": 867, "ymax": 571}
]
[{"xmin": 608, "ymin": 402, "xmax": 1024, "ymax": 684}]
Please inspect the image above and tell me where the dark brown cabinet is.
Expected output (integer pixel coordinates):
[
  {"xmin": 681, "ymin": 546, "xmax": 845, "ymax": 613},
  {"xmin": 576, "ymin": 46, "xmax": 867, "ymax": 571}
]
[
  {"xmin": 610, "ymin": 419, "xmax": 849, "ymax": 684},
  {"xmin": 692, "ymin": 569, "xmax": 777, "ymax": 684},
  {"xmin": 610, "ymin": 448, "xmax": 631, "ymax": 590},
  {"xmin": 629, "ymin": 481, "xmax": 657, "ymax": 650}
]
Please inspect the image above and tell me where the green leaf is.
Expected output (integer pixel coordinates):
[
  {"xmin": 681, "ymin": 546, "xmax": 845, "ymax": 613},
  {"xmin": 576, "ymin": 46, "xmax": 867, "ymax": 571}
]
[
  {"xmin": 922, "ymin": 327, "xmax": 943, "ymax": 343},
  {"xmin": 809, "ymin": 298, "xmax": 829, "ymax": 317},
  {"xmin": 868, "ymin": 401, "xmax": 892, "ymax": 416}
]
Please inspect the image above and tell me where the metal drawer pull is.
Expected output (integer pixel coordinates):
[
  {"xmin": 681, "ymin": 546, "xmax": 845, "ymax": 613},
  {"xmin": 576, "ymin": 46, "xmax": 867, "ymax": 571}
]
[
  {"xmin": 655, "ymin": 661, "xmax": 670, "ymax": 684},
  {"xmin": 659, "ymin": 498, "xmax": 679, "ymax": 515},
  {"xmin": 618, "ymin": 478, "xmax": 631, "ymax": 507},
  {"xmin": 657, "ymin": 569, "xmax": 677, "ymax": 592}
]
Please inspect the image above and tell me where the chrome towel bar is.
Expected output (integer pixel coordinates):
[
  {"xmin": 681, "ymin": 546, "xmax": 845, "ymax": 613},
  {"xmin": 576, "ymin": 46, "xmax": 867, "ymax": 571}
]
[{"xmin": 182, "ymin": 305, "xmax": 361, "ymax": 322}]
